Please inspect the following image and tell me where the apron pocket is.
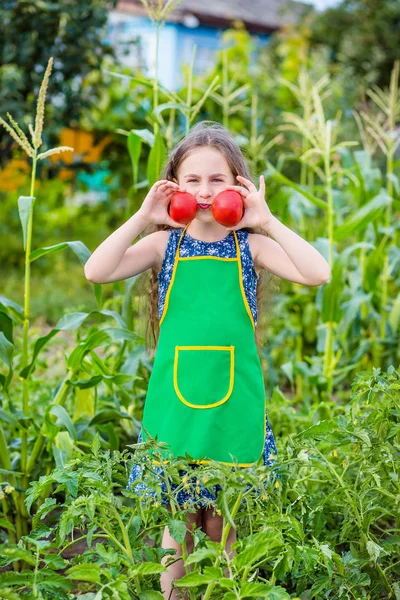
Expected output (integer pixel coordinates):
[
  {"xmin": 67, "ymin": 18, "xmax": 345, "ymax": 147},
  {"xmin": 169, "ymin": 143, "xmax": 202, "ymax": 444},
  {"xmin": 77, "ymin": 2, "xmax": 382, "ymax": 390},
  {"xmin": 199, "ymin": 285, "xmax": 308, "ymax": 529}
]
[{"xmin": 174, "ymin": 345, "xmax": 235, "ymax": 409}]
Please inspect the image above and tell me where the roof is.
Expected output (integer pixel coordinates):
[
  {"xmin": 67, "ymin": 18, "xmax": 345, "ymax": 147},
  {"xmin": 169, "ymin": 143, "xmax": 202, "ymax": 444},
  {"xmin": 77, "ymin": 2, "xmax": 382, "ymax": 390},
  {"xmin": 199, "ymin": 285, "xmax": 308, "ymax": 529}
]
[{"xmin": 115, "ymin": 0, "xmax": 309, "ymax": 33}]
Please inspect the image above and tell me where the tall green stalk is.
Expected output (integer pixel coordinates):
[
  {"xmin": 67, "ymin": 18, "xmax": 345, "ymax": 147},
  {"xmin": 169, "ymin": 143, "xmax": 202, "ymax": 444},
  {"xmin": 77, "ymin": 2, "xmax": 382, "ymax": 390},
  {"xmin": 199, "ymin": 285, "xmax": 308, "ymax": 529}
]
[
  {"xmin": 357, "ymin": 61, "xmax": 400, "ymax": 363},
  {"xmin": 153, "ymin": 21, "xmax": 160, "ymax": 138},
  {"xmin": 279, "ymin": 78, "xmax": 358, "ymax": 394},
  {"xmin": 185, "ymin": 45, "xmax": 195, "ymax": 135},
  {"xmin": 323, "ymin": 120, "xmax": 335, "ymax": 394},
  {"xmin": 209, "ymin": 46, "xmax": 250, "ymax": 130},
  {"xmin": 0, "ymin": 56, "xmax": 73, "ymax": 539},
  {"xmin": 139, "ymin": 0, "xmax": 185, "ymax": 137},
  {"xmin": 202, "ymin": 491, "xmax": 243, "ymax": 600}
]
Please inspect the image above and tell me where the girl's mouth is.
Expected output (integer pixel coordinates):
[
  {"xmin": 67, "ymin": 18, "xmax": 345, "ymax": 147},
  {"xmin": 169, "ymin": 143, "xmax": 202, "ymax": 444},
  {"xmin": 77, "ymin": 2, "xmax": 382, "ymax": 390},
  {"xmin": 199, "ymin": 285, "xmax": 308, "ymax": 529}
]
[{"xmin": 198, "ymin": 203, "xmax": 211, "ymax": 210}]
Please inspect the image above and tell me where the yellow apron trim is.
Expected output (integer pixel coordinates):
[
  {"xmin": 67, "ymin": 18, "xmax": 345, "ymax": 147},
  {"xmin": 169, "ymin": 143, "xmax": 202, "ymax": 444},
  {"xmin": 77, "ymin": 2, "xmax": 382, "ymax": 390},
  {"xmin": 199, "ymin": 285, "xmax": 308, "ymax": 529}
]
[
  {"xmin": 173, "ymin": 345, "xmax": 235, "ymax": 409},
  {"xmin": 233, "ymin": 230, "xmax": 255, "ymax": 331},
  {"xmin": 150, "ymin": 410, "xmax": 267, "ymax": 468},
  {"xmin": 159, "ymin": 225, "xmax": 255, "ymax": 330},
  {"xmin": 180, "ymin": 256, "xmax": 236, "ymax": 261},
  {"xmin": 159, "ymin": 225, "xmax": 188, "ymax": 326}
]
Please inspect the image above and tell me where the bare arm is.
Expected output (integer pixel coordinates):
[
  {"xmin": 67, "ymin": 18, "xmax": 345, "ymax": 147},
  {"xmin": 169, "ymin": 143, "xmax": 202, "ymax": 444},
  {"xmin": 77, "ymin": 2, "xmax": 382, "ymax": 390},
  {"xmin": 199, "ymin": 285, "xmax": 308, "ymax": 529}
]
[
  {"xmin": 84, "ymin": 179, "xmax": 185, "ymax": 284},
  {"xmin": 84, "ymin": 212, "xmax": 157, "ymax": 283},
  {"xmin": 252, "ymin": 217, "xmax": 331, "ymax": 286}
]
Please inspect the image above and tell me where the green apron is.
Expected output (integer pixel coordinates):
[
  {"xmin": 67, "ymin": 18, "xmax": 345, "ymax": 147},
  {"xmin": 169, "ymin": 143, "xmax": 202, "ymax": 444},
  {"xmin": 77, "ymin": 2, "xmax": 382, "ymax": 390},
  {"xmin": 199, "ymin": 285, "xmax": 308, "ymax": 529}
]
[{"xmin": 141, "ymin": 224, "xmax": 266, "ymax": 467}]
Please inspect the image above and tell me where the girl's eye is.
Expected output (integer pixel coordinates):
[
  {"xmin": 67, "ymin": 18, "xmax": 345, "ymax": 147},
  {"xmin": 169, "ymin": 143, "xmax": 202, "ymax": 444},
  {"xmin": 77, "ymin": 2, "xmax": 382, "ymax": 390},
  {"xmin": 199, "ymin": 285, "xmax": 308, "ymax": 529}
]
[{"xmin": 187, "ymin": 178, "xmax": 222, "ymax": 182}]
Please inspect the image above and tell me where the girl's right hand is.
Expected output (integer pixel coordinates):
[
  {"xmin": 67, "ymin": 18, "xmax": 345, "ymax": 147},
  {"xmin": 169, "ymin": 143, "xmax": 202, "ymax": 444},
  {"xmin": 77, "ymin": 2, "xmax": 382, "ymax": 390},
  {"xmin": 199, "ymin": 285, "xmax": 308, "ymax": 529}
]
[{"xmin": 139, "ymin": 180, "xmax": 188, "ymax": 228}]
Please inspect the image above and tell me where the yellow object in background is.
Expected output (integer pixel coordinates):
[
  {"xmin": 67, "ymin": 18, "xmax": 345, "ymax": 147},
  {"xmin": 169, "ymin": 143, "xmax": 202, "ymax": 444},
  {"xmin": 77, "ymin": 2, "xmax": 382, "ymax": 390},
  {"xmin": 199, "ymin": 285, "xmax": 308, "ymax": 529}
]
[
  {"xmin": 49, "ymin": 128, "xmax": 112, "ymax": 181},
  {"xmin": 1, "ymin": 128, "xmax": 113, "ymax": 188},
  {"xmin": 0, "ymin": 158, "xmax": 31, "ymax": 192}
]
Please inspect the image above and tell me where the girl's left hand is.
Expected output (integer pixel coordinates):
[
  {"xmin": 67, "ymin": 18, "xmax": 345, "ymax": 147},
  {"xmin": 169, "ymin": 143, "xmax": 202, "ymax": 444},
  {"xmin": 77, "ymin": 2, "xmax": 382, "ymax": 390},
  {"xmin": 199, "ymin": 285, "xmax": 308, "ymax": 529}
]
[{"xmin": 223, "ymin": 175, "xmax": 273, "ymax": 231}]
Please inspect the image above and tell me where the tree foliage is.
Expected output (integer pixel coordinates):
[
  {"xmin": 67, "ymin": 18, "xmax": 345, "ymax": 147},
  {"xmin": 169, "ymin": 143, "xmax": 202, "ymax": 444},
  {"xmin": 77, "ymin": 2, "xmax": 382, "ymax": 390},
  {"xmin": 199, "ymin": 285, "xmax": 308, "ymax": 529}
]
[
  {"xmin": 0, "ymin": 0, "xmax": 118, "ymax": 165},
  {"xmin": 306, "ymin": 0, "xmax": 400, "ymax": 88}
]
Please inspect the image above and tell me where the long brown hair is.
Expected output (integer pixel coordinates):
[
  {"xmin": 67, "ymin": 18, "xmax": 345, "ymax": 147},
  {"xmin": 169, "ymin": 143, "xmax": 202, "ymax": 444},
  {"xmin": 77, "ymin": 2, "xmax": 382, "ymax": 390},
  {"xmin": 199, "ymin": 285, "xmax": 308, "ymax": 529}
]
[{"xmin": 138, "ymin": 121, "xmax": 274, "ymax": 358}]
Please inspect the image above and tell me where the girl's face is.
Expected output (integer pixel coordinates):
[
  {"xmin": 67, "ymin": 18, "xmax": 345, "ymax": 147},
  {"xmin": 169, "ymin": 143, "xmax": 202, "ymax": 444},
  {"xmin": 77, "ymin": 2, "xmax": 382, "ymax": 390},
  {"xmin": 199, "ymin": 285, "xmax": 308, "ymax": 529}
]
[{"xmin": 174, "ymin": 147, "xmax": 236, "ymax": 223}]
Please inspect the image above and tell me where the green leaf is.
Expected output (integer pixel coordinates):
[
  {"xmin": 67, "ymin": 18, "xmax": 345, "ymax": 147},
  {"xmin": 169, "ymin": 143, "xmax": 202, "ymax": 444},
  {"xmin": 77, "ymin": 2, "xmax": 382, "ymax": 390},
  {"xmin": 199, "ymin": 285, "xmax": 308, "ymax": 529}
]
[
  {"xmin": 53, "ymin": 431, "xmax": 75, "ymax": 468},
  {"xmin": 353, "ymin": 150, "xmax": 372, "ymax": 171},
  {"xmin": 65, "ymin": 563, "xmax": 101, "ymax": 584},
  {"xmin": 147, "ymin": 133, "xmax": 166, "ymax": 188},
  {"xmin": 139, "ymin": 591, "xmax": 165, "ymax": 600},
  {"xmin": 334, "ymin": 190, "xmax": 392, "ymax": 241},
  {"xmin": 265, "ymin": 161, "xmax": 327, "ymax": 210},
  {"xmin": 128, "ymin": 131, "xmax": 142, "ymax": 183},
  {"xmin": 0, "ymin": 332, "xmax": 14, "ymax": 390},
  {"xmin": 168, "ymin": 518, "xmax": 188, "ymax": 544},
  {"xmin": 131, "ymin": 562, "xmax": 167, "ymax": 575},
  {"xmin": 55, "ymin": 311, "xmax": 91, "ymax": 330},
  {"xmin": 89, "ymin": 409, "xmax": 132, "ymax": 425},
  {"xmin": 17, "ymin": 196, "xmax": 34, "ymax": 251},
  {"xmin": 0, "ymin": 332, "xmax": 13, "ymax": 368},
  {"xmin": 73, "ymin": 386, "xmax": 95, "ymax": 421},
  {"xmin": 190, "ymin": 76, "xmax": 221, "ymax": 122},
  {"xmin": 34, "ymin": 497, "xmax": 57, "ymax": 523},
  {"xmin": 220, "ymin": 491, "xmax": 236, "ymax": 529},
  {"xmin": 203, "ymin": 566, "xmax": 224, "ymax": 579},
  {"xmin": 387, "ymin": 173, "xmax": 399, "ymax": 196},
  {"xmin": 0, "ymin": 546, "xmax": 36, "ymax": 567},
  {"xmin": 49, "ymin": 406, "xmax": 77, "ymax": 441},
  {"xmin": 69, "ymin": 375, "xmax": 102, "ymax": 389},
  {"xmin": 389, "ymin": 291, "xmax": 400, "ymax": 333},
  {"xmin": 217, "ymin": 577, "xmax": 236, "ymax": 589},
  {"xmin": 321, "ymin": 260, "xmax": 344, "ymax": 324},
  {"xmin": 0, "ymin": 310, "xmax": 13, "ymax": 345},
  {"xmin": 0, "ymin": 570, "xmax": 34, "ymax": 586},
  {"xmin": 0, "ymin": 517, "xmax": 16, "ymax": 532},
  {"xmin": 0, "ymin": 294, "xmax": 24, "ymax": 318},
  {"xmin": 67, "ymin": 327, "xmax": 141, "ymax": 371},
  {"xmin": 240, "ymin": 582, "xmax": 282, "ymax": 597},
  {"xmin": 296, "ymin": 419, "xmax": 333, "ymax": 439},
  {"xmin": 30, "ymin": 240, "xmax": 90, "ymax": 264},
  {"xmin": 129, "ymin": 128, "xmax": 155, "ymax": 147},
  {"xmin": 184, "ymin": 546, "xmax": 218, "ymax": 565},
  {"xmin": 232, "ymin": 532, "xmax": 278, "ymax": 571},
  {"xmin": 174, "ymin": 572, "xmax": 215, "ymax": 587},
  {"xmin": 91, "ymin": 432, "xmax": 101, "ymax": 456},
  {"xmin": 104, "ymin": 70, "xmax": 155, "ymax": 90},
  {"xmin": 93, "ymin": 280, "xmax": 103, "ymax": 309},
  {"xmin": 18, "ymin": 310, "xmax": 130, "ymax": 379},
  {"xmin": 153, "ymin": 101, "xmax": 186, "ymax": 120},
  {"xmin": 53, "ymin": 469, "xmax": 79, "ymax": 498}
]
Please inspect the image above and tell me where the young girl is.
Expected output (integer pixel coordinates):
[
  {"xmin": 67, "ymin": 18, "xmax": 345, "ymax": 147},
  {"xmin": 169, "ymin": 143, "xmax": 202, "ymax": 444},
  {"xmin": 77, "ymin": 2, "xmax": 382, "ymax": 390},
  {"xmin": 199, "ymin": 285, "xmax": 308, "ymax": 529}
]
[{"xmin": 84, "ymin": 121, "xmax": 331, "ymax": 599}]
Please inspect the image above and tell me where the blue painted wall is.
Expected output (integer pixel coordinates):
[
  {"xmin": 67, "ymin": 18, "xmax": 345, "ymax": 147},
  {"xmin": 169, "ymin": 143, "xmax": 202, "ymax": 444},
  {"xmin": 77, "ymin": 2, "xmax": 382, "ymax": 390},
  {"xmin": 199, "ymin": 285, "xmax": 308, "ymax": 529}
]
[{"xmin": 107, "ymin": 13, "xmax": 270, "ymax": 90}]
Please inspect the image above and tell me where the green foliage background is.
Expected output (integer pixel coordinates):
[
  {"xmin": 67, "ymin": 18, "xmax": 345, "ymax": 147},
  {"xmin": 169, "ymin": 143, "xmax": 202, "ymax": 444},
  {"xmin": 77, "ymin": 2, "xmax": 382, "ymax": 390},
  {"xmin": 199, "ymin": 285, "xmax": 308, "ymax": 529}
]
[{"xmin": 0, "ymin": 0, "xmax": 399, "ymax": 597}]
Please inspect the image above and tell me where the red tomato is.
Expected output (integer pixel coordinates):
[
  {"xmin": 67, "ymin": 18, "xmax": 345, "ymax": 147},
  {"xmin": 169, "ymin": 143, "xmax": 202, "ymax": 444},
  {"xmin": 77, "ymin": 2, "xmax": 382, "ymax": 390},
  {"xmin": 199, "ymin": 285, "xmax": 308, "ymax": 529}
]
[
  {"xmin": 169, "ymin": 192, "xmax": 198, "ymax": 224},
  {"xmin": 212, "ymin": 190, "xmax": 243, "ymax": 227}
]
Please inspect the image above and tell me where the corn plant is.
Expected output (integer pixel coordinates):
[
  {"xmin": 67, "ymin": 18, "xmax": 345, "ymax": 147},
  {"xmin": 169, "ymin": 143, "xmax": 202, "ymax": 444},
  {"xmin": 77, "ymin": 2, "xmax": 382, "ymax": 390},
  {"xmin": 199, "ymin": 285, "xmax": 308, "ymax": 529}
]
[
  {"xmin": 0, "ymin": 56, "xmax": 73, "ymax": 539},
  {"xmin": 265, "ymin": 66, "xmax": 399, "ymax": 398},
  {"xmin": 208, "ymin": 46, "xmax": 251, "ymax": 130},
  {"xmin": 0, "ymin": 57, "xmax": 147, "ymax": 547},
  {"xmin": 277, "ymin": 66, "xmax": 331, "ymax": 189},
  {"xmin": 354, "ymin": 60, "xmax": 400, "ymax": 361}
]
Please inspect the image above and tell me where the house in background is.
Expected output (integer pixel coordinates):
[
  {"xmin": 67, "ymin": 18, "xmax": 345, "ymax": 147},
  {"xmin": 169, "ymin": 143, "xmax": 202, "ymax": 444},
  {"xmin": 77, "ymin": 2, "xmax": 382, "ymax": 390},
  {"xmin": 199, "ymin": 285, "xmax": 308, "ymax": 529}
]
[
  {"xmin": 53, "ymin": 1, "xmax": 308, "ymax": 204},
  {"xmin": 107, "ymin": 0, "xmax": 308, "ymax": 90}
]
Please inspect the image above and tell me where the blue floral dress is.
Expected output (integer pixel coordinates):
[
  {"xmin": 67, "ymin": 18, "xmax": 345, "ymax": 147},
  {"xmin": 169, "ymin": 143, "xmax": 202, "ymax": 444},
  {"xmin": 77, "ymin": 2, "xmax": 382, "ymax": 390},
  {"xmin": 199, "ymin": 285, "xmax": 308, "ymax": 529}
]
[{"xmin": 127, "ymin": 228, "xmax": 280, "ymax": 508}]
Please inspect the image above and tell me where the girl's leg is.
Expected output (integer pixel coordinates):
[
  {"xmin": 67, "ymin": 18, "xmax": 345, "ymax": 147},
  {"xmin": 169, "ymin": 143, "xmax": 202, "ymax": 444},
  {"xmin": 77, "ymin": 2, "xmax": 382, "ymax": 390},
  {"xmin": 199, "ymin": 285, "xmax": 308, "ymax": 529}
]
[
  {"xmin": 160, "ymin": 504, "xmax": 203, "ymax": 600},
  {"xmin": 202, "ymin": 507, "xmax": 237, "ymax": 578}
]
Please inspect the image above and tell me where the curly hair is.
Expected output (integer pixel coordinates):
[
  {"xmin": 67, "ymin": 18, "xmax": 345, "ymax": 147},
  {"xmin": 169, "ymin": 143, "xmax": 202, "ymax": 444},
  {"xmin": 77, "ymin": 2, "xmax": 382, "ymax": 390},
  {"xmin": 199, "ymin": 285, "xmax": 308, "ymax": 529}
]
[{"xmin": 137, "ymin": 120, "xmax": 274, "ymax": 358}]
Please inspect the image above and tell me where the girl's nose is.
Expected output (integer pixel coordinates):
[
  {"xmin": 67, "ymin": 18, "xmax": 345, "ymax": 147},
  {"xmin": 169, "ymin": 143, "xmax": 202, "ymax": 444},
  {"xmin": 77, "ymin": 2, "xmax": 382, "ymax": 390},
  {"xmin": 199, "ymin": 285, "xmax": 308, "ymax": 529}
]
[{"xmin": 199, "ymin": 188, "xmax": 212, "ymax": 198}]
